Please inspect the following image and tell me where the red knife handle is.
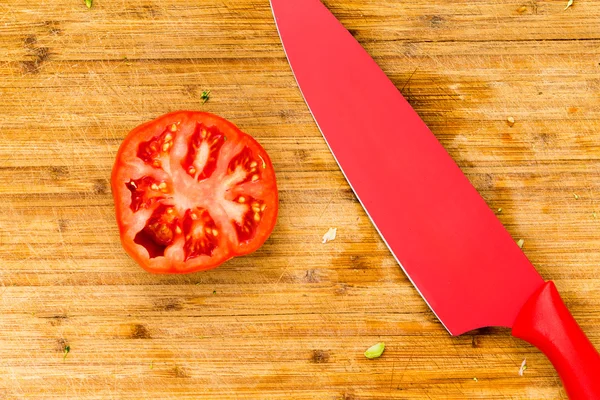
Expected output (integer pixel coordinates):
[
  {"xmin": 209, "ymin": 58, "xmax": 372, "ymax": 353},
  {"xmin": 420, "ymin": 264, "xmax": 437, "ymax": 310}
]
[{"xmin": 512, "ymin": 281, "xmax": 600, "ymax": 399}]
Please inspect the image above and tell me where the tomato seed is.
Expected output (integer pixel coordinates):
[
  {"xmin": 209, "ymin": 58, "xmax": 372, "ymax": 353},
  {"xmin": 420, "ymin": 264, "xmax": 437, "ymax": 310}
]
[
  {"xmin": 251, "ymin": 175, "xmax": 259, "ymax": 182},
  {"xmin": 170, "ymin": 124, "xmax": 177, "ymax": 132},
  {"xmin": 238, "ymin": 196, "xmax": 246, "ymax": 203},
  {"xmin": 249, "ymin": 161, "xmax": 258, "ymax": 168},
  {"xmin": 253, "ymin": 213, "xmax": 261, "ymax": 222}
]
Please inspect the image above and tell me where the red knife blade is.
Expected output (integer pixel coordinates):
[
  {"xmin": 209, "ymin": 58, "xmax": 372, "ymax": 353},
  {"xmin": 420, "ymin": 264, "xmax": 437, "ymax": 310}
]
[{"xmin": 271, "ymin": 1, "xmax": 600, "ymax": 398}]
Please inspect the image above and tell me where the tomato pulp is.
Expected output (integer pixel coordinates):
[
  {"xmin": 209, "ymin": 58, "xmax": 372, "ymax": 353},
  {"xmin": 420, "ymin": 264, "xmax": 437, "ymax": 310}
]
[{"xmin": 111, "ymin": 111, "xmax": 278, "ymax": 274}]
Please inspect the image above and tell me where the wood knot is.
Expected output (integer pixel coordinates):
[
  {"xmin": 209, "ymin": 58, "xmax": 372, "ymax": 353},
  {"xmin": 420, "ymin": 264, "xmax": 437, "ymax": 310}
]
[
  {"xmin": 43, "ymin": 21, "xmax": 63, "ymax": 35},
  {"xmin": 173, "ymin": 366, "xmax": 189, "ymax": 378},
  {"xmin": 21, "ymin": 45, "xmax": 50, "ymax": 74},
  {"xmin": 334, "ymin": 283, "xmax": 349, "ymax": 295},
  {"xmin": 92, "ymin": 179, "xmax": 109, "ymax": 195},
  {"xmin": 49, "ymin": 166, "xmax": 69, "ymax": 179},
  {"xmin": 293, "ymin": 149, "xmax": 308, "ymax": 161},
  {"xmin": 23, "ymin": 35, "xmax": 37, "ymax": 47},
  {"xmin": 45, "ymin": 314, "xmax": 68, "ymax": 326},
  {"xmin": 131, "ymin": 324, "xmax": 151, "ymax": 339},
  {"xmin": 155, "ymin": 298, "xmax": 183, "ymax": 312},
  {"xmin": 429, "ymin": 15, "xmax": 444, "ymax": 27},
  {"xmin": 311, "ymin": 349, "xmax": 330, "ymax": 363},
  {"xmin": 304, "ymin": 269, "xmax": 320, "ymax": 283},
  {"xmin": 56, "ymin": 338, "xmax": 69, "ymax": 352},
  {"xmin": 350, "ymin": 255, "xmax": 369, "ymax": 270},
  {"xmin": 278, "ymin": 109, "xmax": 292, "ymax": 120},
  {"xmin": 57, "ymin": 218, "xmax": 70, "ymax": 233}
]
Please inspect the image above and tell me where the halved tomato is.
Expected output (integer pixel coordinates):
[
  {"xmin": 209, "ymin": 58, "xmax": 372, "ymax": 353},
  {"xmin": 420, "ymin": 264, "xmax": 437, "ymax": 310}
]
[{"xmin": 111, "ymin": 111, "xmax": 278, "ymax": 274}]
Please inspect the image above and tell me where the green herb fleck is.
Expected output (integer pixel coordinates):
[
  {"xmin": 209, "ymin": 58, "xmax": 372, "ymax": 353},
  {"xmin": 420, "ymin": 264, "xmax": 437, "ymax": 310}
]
[
  {"xmin": 150, "ymin": 360, "xmax": 154, "ymax": 369},
  {"xmin": 517, "ymin": 239, "xmax": 525, "ymax": 248},
  {"xmin": 573, "ymin": 193, "xmax": 580, "ymax": 200},
  {"xmin": 519, "ymin": 359, "xmax": 527, "ymax": 376},
  {"xmin": 85, "ymin": 0, "xmax": 93, "ymax": 8},
  {"xmin": 212, "ymin": 290, "xmax": 217, "ymax": 295},
  {"xmin": 364, "ymin": 342, "xmax": 385, "ymax": 359},
  {"xmin": 201, "ymin": 90, "xmax": 211, "ymax": 104},
  {"xmin": 564, "ymin": 0, "xmax": 574, "ymax": 10},
  {"xmin": 63, "ymin": 345, "xmax": 70, "ymax": 360}
]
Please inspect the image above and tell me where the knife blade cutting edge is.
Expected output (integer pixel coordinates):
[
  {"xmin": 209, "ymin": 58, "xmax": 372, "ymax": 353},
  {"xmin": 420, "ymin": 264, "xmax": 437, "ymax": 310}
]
[{"xmin": 270, "ymin": 0, "xmax": 600, "ymax": 398}]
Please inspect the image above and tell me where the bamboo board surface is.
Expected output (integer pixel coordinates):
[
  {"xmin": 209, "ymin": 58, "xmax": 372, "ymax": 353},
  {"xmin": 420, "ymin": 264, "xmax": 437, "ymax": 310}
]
[{"xmin": 0, "ymin": 0, "xmax": 599, "ymax": 398}]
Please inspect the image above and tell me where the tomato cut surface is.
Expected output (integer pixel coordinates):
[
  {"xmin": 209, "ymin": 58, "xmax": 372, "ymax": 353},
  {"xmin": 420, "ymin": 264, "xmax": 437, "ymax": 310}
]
[{"xmin": 111, "ymin": 111, "xmax": 278, "ymax": 274}]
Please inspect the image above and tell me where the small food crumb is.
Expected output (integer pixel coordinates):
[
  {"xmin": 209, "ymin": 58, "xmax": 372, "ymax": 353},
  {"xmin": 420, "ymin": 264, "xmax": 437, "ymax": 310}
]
[
  {"xmin": 517, "ymin": 239, "xmax": 525, "ymax": 248},
  {"xmin": 593, "ymin": 212, "xmax": 597, "ymax": 219},
  {"xmin": 201, "ymin": 90, "xmax": 211, "ymax": 104},
  {"xmin": 364, "ymin": 342, "xmax": 385, "ymax": 359},
  {"xmin": 564, "ymin": 0, "xmax": 574, "ymax": 10},
  {"xmin": 507, "ymin": 116, "xmax": 515, "ymax": 127},
  {"xmin": 85, "ymin": 0, "xmax": 92, "ymax": 8},
  {"xmin": 150, "ymin": 360, "xmax": 154, "ymax": 369},
  {"xmin": 63, "ymin": 345, "xmax": 70, "ymax": 360},
  {"xmin": 258, "ymin": 155, "xmax": 267, "ymax": 169},
  {"xmin": 212, "ymin": 290, "xmax": 217, "ymax": 295},
  {"xmin": 497, "ymin": 208, "xmax": 503, "ymax": 213},
  {"xmin": 322, "ymin": 228, "xmax": 337, "ymax": 244},
  {"xmin": 473, "ymin": 377, "xmax": 478, "ymax": 382},
  {"xmin": 519, "ymin": 359, "xmax": 527, "ymax": 376},
  {"xmin": 573, "ymin": 193, "xmax": 580, "ymax": 200}
]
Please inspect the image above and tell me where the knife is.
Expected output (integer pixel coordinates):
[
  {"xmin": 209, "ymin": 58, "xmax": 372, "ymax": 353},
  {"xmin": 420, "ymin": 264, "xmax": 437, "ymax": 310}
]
[{"xmin": 270, "ymin": 1, "xmax": 600, "ymax": 398}]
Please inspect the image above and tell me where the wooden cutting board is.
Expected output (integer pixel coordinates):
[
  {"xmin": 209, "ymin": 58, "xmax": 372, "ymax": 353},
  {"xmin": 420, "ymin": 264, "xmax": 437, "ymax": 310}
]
[{"xmin": 1, "ymin": 0, "xmax": 599, "ymax": 398}]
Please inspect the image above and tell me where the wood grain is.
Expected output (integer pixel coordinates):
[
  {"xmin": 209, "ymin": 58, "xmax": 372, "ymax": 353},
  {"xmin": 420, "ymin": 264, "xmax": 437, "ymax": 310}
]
[{"xmin": 0, "ymin": 0, "xmax": 599, "ymax": 398}]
